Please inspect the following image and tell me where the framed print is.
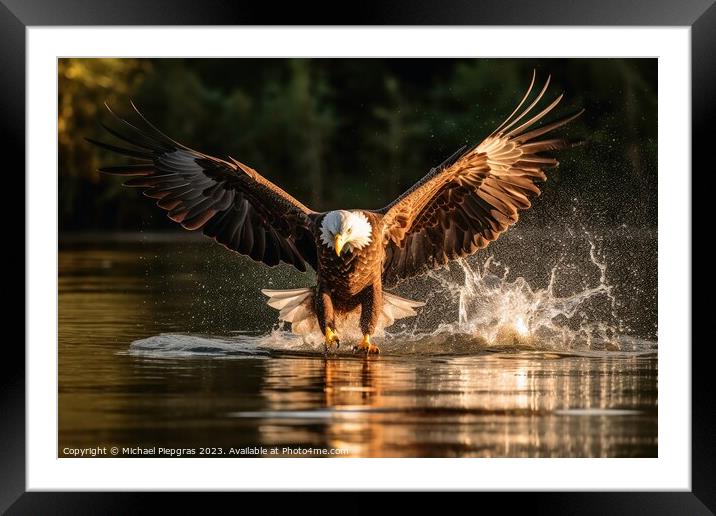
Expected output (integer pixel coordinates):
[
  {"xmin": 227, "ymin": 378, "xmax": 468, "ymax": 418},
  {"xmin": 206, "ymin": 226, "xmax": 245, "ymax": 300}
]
[{"xmin": 6, "ymin": 0, "xmax": 709, "ymax": 512}]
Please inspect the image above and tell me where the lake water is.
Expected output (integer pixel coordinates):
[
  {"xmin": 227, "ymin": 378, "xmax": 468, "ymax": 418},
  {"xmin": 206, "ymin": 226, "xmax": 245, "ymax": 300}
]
[{"xmin": 58, "ymin": 231, "xmax": 657, "ymax": 457}]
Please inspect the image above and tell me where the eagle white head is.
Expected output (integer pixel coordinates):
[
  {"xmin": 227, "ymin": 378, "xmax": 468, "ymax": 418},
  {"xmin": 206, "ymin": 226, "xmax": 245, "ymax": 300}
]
[{"xmin": 320, "ymin": 210, "xmax": 372, "ymax": 256}]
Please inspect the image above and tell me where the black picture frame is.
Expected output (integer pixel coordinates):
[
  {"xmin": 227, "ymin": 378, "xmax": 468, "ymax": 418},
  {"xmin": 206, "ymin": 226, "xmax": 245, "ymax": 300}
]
[{"xmin": 5, "ymin": 0, "xmax": 707, "ymax": 512}]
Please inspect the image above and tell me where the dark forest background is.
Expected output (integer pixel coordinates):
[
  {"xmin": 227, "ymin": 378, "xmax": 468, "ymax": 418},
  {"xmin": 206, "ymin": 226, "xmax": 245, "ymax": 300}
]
[{"xmin": 58, "ymin": 58, "xmax": 656, "ymax": 232}]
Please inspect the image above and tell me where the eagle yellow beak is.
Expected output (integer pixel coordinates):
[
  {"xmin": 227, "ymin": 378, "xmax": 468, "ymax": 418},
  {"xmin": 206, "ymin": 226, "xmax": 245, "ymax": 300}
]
[{"xmin": 334, "ymin": 233, "xmax": 346, "ymax": 256}]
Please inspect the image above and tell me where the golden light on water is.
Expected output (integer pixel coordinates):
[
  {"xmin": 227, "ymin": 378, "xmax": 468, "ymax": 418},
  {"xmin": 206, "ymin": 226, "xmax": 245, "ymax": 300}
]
[{"xmin": 514, "ymin": 317, "xmax": 530, "ymax": 337}]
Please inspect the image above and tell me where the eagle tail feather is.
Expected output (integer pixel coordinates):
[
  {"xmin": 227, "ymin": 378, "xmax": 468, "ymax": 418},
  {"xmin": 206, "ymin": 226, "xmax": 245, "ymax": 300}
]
[
  {"xmin": 261, "ymin": 287, "xmax": 425, "ymax": 337},
  {"xmin": 261, "ymin": 287, "xmax": 320, "ymax": 335},
  {"xmin": 261, "ymin": 288, "xmax": 313, "ymax": 319},
  {"xmin": 381, "ymin": 292, "xmax": 426, "ymax": 328}
]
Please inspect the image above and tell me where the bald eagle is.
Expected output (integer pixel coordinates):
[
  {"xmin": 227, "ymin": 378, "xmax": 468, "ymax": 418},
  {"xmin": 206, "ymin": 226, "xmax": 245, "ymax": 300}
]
[{"xmin": 90, "ymin": 73, "xmax": 582, "ymax": 354}]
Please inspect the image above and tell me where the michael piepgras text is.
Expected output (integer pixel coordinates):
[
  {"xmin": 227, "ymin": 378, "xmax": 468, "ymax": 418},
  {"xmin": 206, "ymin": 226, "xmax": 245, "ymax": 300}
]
[{"xmin": 61, "ymin": 446, "xmax": 349, "ymax": 457}]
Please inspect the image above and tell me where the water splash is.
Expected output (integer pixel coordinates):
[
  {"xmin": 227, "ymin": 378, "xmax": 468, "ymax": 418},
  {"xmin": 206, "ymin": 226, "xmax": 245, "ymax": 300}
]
[{"xmin": 414, "ymin": 240, "xmax": 619, "ymax": 351}]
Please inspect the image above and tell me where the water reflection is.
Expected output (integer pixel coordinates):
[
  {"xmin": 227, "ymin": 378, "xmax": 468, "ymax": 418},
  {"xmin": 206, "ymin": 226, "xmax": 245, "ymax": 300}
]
[{"xmin": 250, "ymin": 353, "xmax": 656, "ymax": 457}]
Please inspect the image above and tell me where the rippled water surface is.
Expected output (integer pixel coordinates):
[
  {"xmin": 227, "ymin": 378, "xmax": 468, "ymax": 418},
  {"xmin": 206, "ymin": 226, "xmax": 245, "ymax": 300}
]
[{"xmin": 59, "ymin": 233, "xmax": 657, "ymax": 457}]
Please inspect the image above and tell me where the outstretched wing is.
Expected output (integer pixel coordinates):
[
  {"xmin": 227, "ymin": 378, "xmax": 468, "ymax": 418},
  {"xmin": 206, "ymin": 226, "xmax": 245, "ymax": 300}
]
[
  {"xmin": 378, "ymin": 73, "xmax": 583, "ymax": 286},
  {"xmin": 89, "ymin": 103, "xmax": 318, "ymax": 272}
]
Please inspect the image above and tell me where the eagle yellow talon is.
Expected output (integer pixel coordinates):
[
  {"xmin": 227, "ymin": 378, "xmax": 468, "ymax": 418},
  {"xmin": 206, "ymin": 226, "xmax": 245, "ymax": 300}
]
[
  {"xmin": 324, "ymin": 327, "xmax": 340, "ymax": 350},
  {"xmin": 353, "ymin": 334, "xmax": 380, "ymax": 354}
]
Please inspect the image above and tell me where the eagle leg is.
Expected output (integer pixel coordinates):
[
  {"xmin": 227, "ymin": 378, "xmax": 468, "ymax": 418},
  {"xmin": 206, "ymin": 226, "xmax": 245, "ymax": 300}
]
[
  {"xmin": 354, "ymin": 283, "xmax": 382, "ymax": 354},
  {"xmin": 353, "ymin": 334, "xmax": 380, "ymax": 355},
  {"xmin": 324, "ymin": 326, "xmax": 340, "ymax": 352},
  {"xmin": 316, "ymin": 289, "xmax": 339, "ymax": 353}
]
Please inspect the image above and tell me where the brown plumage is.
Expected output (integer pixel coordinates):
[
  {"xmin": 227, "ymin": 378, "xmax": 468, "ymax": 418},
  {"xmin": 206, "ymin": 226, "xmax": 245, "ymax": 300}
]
[{"xmin": 91, "ymin": 73, "xmax": 582, "ymax": 353}]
